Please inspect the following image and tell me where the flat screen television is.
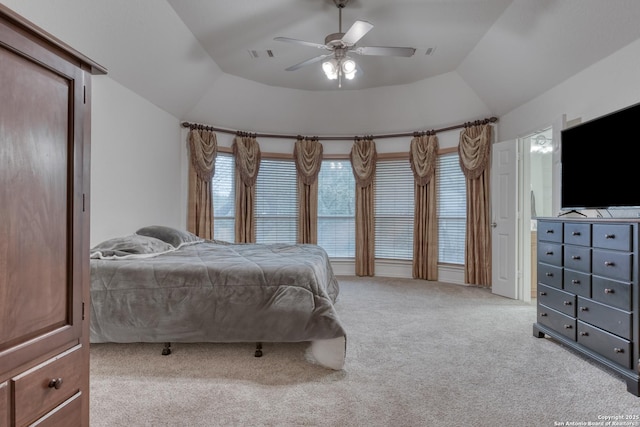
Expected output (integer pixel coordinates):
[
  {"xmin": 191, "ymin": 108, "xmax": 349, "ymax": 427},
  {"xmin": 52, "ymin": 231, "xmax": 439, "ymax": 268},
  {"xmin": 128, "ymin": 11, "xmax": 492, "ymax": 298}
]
[{"xmin": 560, "ymin": 101, "xmax": 640, "ymax": 210}]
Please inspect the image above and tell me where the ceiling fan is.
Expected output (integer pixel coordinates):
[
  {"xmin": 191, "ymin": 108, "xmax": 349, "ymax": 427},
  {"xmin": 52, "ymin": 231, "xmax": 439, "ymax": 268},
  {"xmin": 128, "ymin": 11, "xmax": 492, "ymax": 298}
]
[{"xmin": 274, "ymin": 0, "xmax": 416, "ymax": 86}]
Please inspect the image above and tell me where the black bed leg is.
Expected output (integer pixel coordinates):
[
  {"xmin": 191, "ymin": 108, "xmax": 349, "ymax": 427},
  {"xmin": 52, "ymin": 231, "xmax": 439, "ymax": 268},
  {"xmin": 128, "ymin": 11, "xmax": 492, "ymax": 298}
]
[
  {"xmin": 254, "ymin": 342, "xmax": 262, "ymax": 357},
  {"xmin": 162, "ymin": 342, "xmax": 172, "ymax": 355}
]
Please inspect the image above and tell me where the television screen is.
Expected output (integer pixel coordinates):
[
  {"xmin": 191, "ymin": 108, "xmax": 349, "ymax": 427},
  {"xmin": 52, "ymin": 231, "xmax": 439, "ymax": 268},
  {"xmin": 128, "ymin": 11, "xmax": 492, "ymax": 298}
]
[{"xmin": 561, "ymin": 101, "xmax": 640, "ymax": 210}]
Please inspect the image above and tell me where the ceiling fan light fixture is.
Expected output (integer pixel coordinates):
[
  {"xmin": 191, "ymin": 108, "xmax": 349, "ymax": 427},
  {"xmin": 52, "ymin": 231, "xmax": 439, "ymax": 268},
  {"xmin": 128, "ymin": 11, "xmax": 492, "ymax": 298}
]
[
  {"xmin": 322, "ymin": 58, "xmax": 339, "ymax": 80},
  {"xmin": 342, "ymin": 58, "xmax": 356, "ymax": 74}
]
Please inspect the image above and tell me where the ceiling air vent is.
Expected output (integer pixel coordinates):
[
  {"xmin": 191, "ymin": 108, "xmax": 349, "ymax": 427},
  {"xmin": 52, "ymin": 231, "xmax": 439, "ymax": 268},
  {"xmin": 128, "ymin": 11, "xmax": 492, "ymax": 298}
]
[
  {"xmin": 425, "ymin": 47, "xmax": 436, "ymax": 56},
  {"xmin": 248, "ymin": 49, "xmax": 275, "ymax": 59}
]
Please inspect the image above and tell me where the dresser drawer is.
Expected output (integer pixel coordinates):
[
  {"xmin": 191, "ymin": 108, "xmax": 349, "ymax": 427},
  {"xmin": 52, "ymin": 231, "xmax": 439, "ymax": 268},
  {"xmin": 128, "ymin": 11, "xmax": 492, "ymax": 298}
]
[
  {"xmin": 563, "ymin": 269, "xmax": 591, "ymax": 298},
  {"xmin": 577, "ymin": 297, "xmax": 631, "ymax": 340},
  {"xmin": 592, "ymin": 223, "xmax": 632, "ymax": 251},
  {"xmin": 578, "ymin": 321, "xmax": 632, "ymax": 369},
  {"xmin": 537, "ymin": 284, "xmax": 576, "ymax": 316},
  {"xmin": 537, "ymin": 263, "xmax": 563, "ymax": 289},
  {"xmin": 564, "ymin": 223, "xmax": 591, "ymax": 247},
  {"xmin": 592, "ymin": 249, "xmax": 632, "ymax": 282},
  {"xmin": 591, "ymin": 276, "xmax": 632, "ymax": 311},
  {"xmin": 12, "ymin": 345, "xmax": 83, "ymax": 426},
  {"xmin": 538, "ymin": 306, "xmax": 576, "ymax": 340},
  {"xmin": 537, "ymin": 242, "xmax": 563, "ymax": 267},
  {"xmin": 538, "ymin": 221, "xmax": 563, "ymax": 243},
  {"xmin": 563, "ymin": 245, "xmax": 591, "ymax": 273}
]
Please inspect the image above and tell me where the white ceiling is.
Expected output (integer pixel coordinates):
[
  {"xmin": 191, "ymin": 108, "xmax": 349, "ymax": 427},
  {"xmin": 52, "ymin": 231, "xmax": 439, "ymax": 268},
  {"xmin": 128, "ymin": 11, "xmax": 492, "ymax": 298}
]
[{"xmin": 164, "ymin": 0, "xmax": 640, "ymax": 115}]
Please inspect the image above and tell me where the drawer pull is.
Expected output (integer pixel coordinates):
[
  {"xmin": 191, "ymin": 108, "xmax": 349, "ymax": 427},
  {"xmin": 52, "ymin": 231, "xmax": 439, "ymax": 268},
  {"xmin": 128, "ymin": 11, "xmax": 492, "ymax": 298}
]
[
  {"xmin": 571, "ymin": 279, "xmax": 580, "ymax": 285},
  {"xmin": 580, "ymin": 332, "xmax": 589, "ymax": 336},
  {"xmin": 614, "ymin": 348, "xmax": 624, "ymax": 354},
  {"xmin": 48, "ymin": 378, "xmax": 63, "ymax": 390},
  {"xmin": 604, "ymin": 288, "xmax": 614, "ymax": 294},
  {"xmin": 605, "ymin": 234, "xmax": 615, "ymax": 239},
  {"xmin": 564, "ymin": 324, "xmax": 573, "ymax": 329},
  {"xmin": 563, "ymin": 301, "xmax": 572, "ymax": 305},
  {"xmin": 604, "ymin": 261, "xmax": 615, "ymax": 267},
  {"xmin": 545, "ymin": 251, "xmax": 554, "ymax": 255},
  {"xmin": 546, "ymin": 229, "xmax": 554, "ymax": 234},
  {"xmin": 545, "ymin": 272, "xmax": 553, "ymax": 277},
  {"xmin": 571, "ymin": 255, "xmax": 580, "ymax": 260},
  {"xmin": 580, "ymin": 306, "xmax": 588, "ymax": 311},
  {"xmin": 539, "ymin": 291, "xmax": 547, "ymax": 296},
  {"xmin": 572, "ymin": 231, "xmax": 581, "ymax": 236},
  {"xmin": 540, "ymin": 313, "xmax": 548, "ymax": 317}
]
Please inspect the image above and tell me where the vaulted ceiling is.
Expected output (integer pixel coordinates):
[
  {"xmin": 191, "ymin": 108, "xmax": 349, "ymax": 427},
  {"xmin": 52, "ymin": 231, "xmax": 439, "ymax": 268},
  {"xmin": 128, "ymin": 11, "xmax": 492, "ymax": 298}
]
[{"xmin": 6, "ymin": 0, "xmax": 640, "ymax": 119}]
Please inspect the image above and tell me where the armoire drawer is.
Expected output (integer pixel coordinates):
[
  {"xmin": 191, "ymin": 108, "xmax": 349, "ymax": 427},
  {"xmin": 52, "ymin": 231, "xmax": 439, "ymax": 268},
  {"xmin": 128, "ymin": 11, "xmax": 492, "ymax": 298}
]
[
  {"xmin": 577, "ymin": 297, "xmax": 631, "ymax": 340},
  {"xmin": 578, "ymin": 321, "xmax": 632, "ymax": 369},
  {"xmin": 564, "ymin": 223, "xmax": 591, "ymax": 247},
  {"xmin": 592, "ymin": 223, "xmax": 632, "ymax": 251},
  {"xmin": 537, "ymin": 242, "xmax": 563, "ymax": 267},
  {"xmin": 592, "ymin": 249, "xmax": 632, "ymax": 282},
  {"xmin": 592, "ymin": 276, "xmax": 632, "ymax": 311},
  {"xmin": 538, "ymin": 221, "xmax": 563, "ymax": 243},
  {"xmin": 0, "ymin": 381, "xmax": 7, "ymax": 427},
  {"xmin": 538, "ymin": 284, "xmax": 576, "ymax": 316},
  {"xmin": 563, "ymin": 245, "xmax": 591, "ymax": 273},
  {"xmin": 563, "ymin": 269, "xmax": 591, "ymax": 298},
  {"xmin": 12, "ymin": 345, "xmax": 83, "ymax": 426},
  {"xmin": 537, "ymin": 306, "xmax": 576, "ymax": 341},
  {"xmin": 537, "ymin": 263, "xmax": 563, "ymax": 289},
  {"xmin": 30, "ymin": 392, "xmax": 82, "ymax": 427}
]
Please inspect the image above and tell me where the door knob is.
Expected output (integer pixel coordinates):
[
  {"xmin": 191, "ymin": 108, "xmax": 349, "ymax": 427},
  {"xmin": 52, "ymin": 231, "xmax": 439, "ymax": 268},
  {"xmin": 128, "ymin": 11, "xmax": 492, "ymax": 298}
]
[{"xmin": 491, "ymin": 222, "xmax": 497, "ymax": 228}]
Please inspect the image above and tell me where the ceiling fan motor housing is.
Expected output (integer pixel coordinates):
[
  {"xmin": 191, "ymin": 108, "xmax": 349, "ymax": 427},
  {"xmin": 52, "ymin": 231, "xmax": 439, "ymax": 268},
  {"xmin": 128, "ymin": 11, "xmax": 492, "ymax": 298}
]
[{"xmin": 325, "ymin": 32, "xmax": 349, "ymax": 48}]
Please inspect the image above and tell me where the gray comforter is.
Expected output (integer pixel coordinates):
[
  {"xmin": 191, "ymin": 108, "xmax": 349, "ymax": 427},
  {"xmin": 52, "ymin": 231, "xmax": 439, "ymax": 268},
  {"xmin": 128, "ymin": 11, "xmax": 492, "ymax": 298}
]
[{"xmin": 90, "ymin": 240, "xmax": 346, "ymax": 344}]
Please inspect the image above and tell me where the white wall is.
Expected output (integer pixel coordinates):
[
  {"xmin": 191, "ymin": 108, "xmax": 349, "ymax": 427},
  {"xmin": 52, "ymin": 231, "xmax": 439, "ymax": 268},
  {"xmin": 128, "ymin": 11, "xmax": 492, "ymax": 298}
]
[{"xmin": 90, "ymin": 77, "xmax": 185, "ymax": 245}]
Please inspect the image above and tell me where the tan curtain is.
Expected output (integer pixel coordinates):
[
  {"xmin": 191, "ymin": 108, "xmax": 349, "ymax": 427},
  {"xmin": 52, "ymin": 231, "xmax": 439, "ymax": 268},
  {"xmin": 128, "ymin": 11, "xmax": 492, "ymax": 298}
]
[
  {"xmin": 187, "ymin": 128, "xmax": 217, "ymax": 239},
  {"xmin": 410, "ymin": 134, "xmax": 439, "ymax": 280},
  {"xmin": 294, "ymin": 138, "xmax": 323, "ymax": 244},
  {"xmin": 233, "ymin": 134, "xmax": 261, "ymax": 243},
  {"xmin": 350, "ymin": 137, "xmax": 377, "ymax": 276},
  {"xmin": 458, "ymin": 124, "xmax": 492, "ymax": 287}
]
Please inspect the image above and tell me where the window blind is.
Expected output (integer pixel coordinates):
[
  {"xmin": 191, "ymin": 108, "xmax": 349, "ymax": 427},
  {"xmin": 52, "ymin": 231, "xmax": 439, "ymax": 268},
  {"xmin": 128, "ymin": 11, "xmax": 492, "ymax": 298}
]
[
  {"xmin": 375, "ymin": 159, "xmax": 414, "ymax": 260},
  {"xmin": 212, "ymin": 153, "xmax": 235, "ymax": 242},
  {"xmin": 437, "ymin": 153, "xmax": 466, "ymax": 264},
  {"xmin": 318, "ymin": 160, "xmax": 355, "ymax": 258},
  {"xmin": 255, "ymin": 158, "xmax": 298, "ymax": 244}
]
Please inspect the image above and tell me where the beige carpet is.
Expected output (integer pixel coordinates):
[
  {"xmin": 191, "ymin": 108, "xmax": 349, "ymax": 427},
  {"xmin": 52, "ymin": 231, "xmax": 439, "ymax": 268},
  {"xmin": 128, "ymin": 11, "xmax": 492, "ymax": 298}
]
[{"xmin": 89, "ymin": 276, "xmax": 640, "ymax": 426}]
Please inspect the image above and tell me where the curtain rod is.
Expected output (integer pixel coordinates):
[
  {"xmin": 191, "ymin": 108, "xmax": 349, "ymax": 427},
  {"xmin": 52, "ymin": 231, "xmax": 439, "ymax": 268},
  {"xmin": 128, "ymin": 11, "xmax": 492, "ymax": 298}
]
[{"xmin": 180, "ymin": 116, "xmax": 498, "ymax": 141}]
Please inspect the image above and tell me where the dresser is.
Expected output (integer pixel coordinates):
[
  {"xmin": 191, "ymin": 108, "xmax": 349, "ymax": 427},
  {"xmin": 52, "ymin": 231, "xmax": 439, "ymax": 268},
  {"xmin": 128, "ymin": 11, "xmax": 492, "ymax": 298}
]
[
  {"xmin": 533, "ymin": 218, "xmax": 640, "ymax": 396},
  {"xmin": 0, "ymin": 5, "xmax": 106, "ymax": 425}
]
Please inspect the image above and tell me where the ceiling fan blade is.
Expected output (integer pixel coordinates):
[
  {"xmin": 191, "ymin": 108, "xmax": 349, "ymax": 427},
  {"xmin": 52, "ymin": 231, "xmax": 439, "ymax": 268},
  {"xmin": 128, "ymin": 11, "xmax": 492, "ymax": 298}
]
[
  {"xmin": 341, "ymin": 20, "xmax": 373, "ymax": 45},
  {"xmin": 353, "ymin": 46, "xmax": 416, "ymax": 57},
  {"xmin": 285, "ymin": 54, "xmax": 332, "ymax": 71},
  {"xmin": 274, "ymin": 37, "xmax": 328, "ymax": 50}
]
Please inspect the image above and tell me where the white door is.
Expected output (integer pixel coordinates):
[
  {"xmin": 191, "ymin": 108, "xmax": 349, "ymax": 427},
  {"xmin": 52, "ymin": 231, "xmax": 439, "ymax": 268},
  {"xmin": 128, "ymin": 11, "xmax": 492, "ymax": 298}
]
[{"xmin": 491, "ymin": 140, "xmax": 518, "ymax": 299}]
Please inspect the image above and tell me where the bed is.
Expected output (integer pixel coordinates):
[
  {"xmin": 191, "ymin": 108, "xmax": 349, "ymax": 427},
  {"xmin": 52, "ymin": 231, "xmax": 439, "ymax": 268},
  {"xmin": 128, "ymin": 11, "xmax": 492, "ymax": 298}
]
[{"xmin": 89, "ymin": 226, "xmax": 347, "ymax": 369}]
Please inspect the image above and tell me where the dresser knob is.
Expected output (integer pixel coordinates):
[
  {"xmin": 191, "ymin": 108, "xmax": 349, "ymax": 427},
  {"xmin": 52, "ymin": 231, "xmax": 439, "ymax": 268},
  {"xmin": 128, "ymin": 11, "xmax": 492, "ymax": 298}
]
[
  {"xmin": 545, "ymin": 272, "xmax": 553, "ymax": 277},
  {"xmin": 571, "ymin": 255, "xmax": 580, "ymax": 260},
  {"xmin": 604, "ymin": 288, "xmax": 614, "ymax": 294},
  {"xmin": 605, "ymin": 234, "xmax": 615, "ymax": 239},
  {"xmin": 546, "ymin": 229, "xmax": 554, "ymax": 234},
  {"xmin": 572, "ymin": 231, "xmax": 581, "ymax": 236},
  {"xmin": 614, "ymin": 348, "xmax": 624, "ymax": 353},
  {"xmin": 571, "ymin": 279, "xmax": 580, "ymax": 284},
  {"xmin": 580, "ymin": 307, "xmax": 588, "ymax": 311},
  {"xmin": 564, "ymin": 324, "xmax": 572, "ymax": 329},
  {"xmin": 604, "ymin": 261, "xmax": 615, "ymax": 267},
  {"xmin": 563, "ymin": 301, "xmax": 572, "ymax": 305},
  {"xmin": 48, "ymin": 378, "xmax": 63, "ymax": 390},
  {"xmin": 546, "ymin": 251, "xmax": 553, "ymax": 255},
  {"xmin": 580, "ymin": 332, "xmax": 589, "ymax": 336},
  {"xmin": 539, "ymin": 291, "xmax": 547, "ymax": 296},
  {"xmin": 540, "ymin": 313, "xmax": 548, "ymax": 317}
]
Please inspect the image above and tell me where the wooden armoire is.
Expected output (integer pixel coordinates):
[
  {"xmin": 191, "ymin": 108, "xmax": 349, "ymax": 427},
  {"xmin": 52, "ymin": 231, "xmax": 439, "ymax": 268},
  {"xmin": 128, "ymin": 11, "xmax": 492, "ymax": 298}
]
[{"xmin": 0, "ymin": 5, "xmax": 106, "ymax": 426}]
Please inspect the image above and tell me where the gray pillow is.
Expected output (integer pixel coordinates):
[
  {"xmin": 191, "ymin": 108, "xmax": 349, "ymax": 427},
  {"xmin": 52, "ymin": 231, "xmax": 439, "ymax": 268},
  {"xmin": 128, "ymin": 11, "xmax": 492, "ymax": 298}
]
[
  {"xmin": 135, "ymin": 225, "xmax": 204, "ymax": 248},
  {"xmin": 90, "ymin": 234, "xmax": 174, "ymax": 259}
]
